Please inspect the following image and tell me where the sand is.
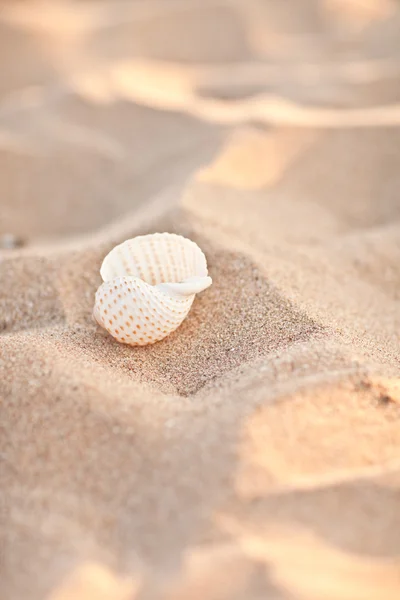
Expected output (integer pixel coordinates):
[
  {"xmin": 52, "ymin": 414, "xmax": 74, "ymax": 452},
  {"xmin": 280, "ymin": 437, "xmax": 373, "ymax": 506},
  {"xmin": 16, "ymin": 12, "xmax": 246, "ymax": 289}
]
[{"xmin": 1, "ymin": 1, "xmax": 400, "ymax": 599}]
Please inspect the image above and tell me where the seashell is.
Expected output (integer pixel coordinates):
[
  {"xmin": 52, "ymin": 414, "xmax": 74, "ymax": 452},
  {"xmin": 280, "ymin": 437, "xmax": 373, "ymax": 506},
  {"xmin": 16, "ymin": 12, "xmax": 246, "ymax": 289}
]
[{"xmin": 93, "ymin": 233, "xmax": 212, "ymax": 346}]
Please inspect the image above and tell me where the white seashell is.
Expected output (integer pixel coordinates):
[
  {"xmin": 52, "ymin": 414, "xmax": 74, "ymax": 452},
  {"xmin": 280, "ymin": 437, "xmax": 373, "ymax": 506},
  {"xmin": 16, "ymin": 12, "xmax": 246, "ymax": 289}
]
[{"xmin": 93, "ymin": 233, "xmax": 212, "ymax": 345}]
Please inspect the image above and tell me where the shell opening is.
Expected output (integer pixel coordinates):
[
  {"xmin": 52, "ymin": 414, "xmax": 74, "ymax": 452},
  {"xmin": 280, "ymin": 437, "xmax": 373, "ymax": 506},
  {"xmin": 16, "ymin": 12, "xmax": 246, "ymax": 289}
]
[{"xmin": 156, "ymin": 276, "xmax": 212, "ymax": 297}]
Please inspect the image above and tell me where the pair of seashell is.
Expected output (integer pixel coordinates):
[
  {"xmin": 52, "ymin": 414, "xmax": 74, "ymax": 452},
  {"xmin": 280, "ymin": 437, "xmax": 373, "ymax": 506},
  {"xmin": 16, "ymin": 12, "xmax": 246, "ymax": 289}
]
[{"xmin": 93, "ymin": 233, "xmax": 212, "ymax": 345}]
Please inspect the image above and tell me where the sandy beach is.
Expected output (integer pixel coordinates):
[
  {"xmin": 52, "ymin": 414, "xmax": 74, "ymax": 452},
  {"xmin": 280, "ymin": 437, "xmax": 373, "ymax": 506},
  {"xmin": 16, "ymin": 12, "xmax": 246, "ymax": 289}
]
[{"xmin": 1, "ymin": 1, "xmax": 400, "ymax": 598}]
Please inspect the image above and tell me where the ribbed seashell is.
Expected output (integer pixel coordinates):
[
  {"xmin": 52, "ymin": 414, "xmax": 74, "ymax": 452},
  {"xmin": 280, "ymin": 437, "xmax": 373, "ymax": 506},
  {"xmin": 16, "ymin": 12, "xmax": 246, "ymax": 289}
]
[{"xmin": 93, "ymin": 233, "xmax": 212, "ymax": 346}]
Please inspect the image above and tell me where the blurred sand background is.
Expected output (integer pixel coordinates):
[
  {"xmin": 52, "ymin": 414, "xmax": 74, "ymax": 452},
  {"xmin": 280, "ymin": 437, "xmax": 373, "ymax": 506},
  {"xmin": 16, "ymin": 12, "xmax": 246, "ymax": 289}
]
[{"xmin": 1, "ymin": 1, "xmax": 400, "ymax": 598}]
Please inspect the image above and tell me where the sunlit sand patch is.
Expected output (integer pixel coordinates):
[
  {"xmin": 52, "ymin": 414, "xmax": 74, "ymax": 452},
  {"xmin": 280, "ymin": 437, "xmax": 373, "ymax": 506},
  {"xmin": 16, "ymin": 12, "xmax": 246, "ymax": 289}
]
[
  {"xmin": 216, "ymin": 521, "xmax": 400, "ymax": 600},
  {"xmin": 65, "ymin": 60, "xmax": 197, "ymax": 106},
  {"xmin": 69, "ymin": 63, "xmax": 400, "ymax": 127},
  {"xmin": 160, "ymin": 544, "xmax": 256, "ymax": 600},
  {"xmin": 48, "ymin": 562, "xmax": 139, "ymax": 600},
  {"xmin": 68, "ymin": 58, "xmax": 400, "ymax": 106},
  {"xmin": 197, "ymin": 126, "xmax": 319, "ymax": 189},
  {"xmin": 234, "ymin": 377, "xmax": 400, "ymax": 497},
  {"xmin": 324, "ymin": 0, "xmax": 394, "ymax": 31},
  {"xmin": 4, "ymin": 56, "xmax": 400, "ymax": 128}
]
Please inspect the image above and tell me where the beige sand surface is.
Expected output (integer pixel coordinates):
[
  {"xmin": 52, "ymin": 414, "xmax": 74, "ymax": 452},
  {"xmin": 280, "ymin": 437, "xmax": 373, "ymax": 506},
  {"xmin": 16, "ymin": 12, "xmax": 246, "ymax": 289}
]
[{"xmin": 1, "ymin": 1, "xmax": 400, "ymax": 599}]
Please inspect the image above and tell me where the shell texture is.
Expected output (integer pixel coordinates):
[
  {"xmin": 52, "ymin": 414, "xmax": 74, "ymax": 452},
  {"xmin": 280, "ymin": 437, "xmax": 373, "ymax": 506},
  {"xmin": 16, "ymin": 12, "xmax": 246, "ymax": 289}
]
[{"xmin": 93, "ymin": 233, "xmax": 212, "ymax": 346}]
